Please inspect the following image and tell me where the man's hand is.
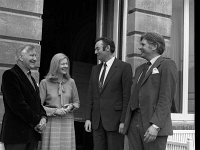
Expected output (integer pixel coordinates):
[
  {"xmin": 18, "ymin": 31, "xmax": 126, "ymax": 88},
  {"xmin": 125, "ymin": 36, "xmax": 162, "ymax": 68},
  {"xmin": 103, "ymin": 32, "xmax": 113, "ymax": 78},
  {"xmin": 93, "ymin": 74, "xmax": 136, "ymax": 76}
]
[
  {"xmin": 118, "ymin": 123, "xmax": 124, "ymax": 134},
  {"xmin": 0, "ymin": 142, "xmax": 5, "ymax": 150},
  {"xmin": 34, "ymin": 117, "xmax": 47, "ymax": 133},
  {"xmin": 144, "ymin": 125, "xmax": 159, "ymax": 143},
  {"xmin": 84, "ymin": 120, "xmax": 92, "ymax": 132}
]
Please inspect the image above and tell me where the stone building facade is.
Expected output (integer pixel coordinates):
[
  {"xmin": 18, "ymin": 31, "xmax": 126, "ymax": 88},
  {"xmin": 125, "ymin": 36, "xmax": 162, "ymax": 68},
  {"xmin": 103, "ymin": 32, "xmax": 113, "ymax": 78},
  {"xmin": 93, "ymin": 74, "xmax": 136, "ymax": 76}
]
[{"xmin": 0, "ymin": 0, "xmax": 195, "ymax": 149}]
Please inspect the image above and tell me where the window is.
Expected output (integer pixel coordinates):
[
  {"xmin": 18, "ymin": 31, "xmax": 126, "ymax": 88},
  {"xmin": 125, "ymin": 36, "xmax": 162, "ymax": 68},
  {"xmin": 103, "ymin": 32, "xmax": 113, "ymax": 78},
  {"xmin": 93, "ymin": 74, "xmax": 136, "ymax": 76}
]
[
  {"xmin": 188, "ymin": 0, "xmax": 194, "ymax": 114},
  {"xmin": 171, "ymin": 0, "xmax": 194, "ymax": 121},
  {"xmin": 96, "ymin": 0, "xmax": 122, "ymax": 59},
  {"xmin": 171, "ymin": 0, "xmax": 184, "ymax": 113}
]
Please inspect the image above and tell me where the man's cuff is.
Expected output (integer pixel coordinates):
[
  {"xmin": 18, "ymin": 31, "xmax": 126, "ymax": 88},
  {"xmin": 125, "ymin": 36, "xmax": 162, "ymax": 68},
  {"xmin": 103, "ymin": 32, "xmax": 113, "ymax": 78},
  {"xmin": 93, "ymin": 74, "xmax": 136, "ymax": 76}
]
[
  {"xmin": 41, "ymin": 116, "xmax": 48, "ymax": 122},
  {"xmin": 152, "ymin": 124, "xmax": 160, "ymax": 131}
]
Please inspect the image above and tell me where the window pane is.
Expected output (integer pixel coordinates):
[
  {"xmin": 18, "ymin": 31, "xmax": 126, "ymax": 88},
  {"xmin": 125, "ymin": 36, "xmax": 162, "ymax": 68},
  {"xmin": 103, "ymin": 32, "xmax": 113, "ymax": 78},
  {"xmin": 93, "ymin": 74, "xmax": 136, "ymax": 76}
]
[
  {"xmin": 171, "ymin": 0, "xmax": 184, "ymax": 113},
  {"xmin": 188, "ymin": 0, "xmax": 194, "ymax": 113},
  {"xmin": 102, "ymin": 0, "xmax": 114, "ymax": 38}
]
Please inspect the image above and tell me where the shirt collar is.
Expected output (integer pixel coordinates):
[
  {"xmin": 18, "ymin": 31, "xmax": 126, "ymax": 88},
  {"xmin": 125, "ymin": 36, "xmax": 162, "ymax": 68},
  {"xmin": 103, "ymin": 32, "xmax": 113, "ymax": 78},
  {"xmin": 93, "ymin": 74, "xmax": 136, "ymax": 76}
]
[
  {"xmin": 17, "ymin": 63, "xmax": 30, "ymax": 76},
  {"xmin": 149, "ymin": 55, "xmax": 161, "ymax": 66},
  {"xmin": 105, "ymin": 56, "xmax": 115, "ymax": 68}
]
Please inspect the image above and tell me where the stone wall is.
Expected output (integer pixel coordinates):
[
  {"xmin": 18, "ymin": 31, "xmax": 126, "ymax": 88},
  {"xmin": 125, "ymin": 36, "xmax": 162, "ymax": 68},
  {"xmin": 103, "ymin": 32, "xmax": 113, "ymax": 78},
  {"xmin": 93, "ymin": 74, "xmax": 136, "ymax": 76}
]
[
  {"xmin": 126, "ymin": 0, "xmax": 172, "ymax": 75},
  {"xmin": 0, "ymin": 0, "xmax": 43, "ymax": 127}
]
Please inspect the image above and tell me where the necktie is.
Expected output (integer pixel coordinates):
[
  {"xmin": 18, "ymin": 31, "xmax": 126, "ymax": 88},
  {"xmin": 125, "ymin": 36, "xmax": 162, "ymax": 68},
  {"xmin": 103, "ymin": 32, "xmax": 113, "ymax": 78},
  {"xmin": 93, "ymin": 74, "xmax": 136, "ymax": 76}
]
[
  {"xmin": 27, "ymin": 70, "xmax": 31, "ymax": 76},
  {"xmin": 137, "ymin": 61, "xmax": 151, "ymax": 87},
  {"xmin": 27, "ymin": 71, "xmax": 36, "ymax": 89},
  {"xmin": 131, "ymin": 61, "xmax": 151, "ymax": 110},
  {"xmin": 99, "ymin": 63, "xmax": 107, "ymax": 92}
]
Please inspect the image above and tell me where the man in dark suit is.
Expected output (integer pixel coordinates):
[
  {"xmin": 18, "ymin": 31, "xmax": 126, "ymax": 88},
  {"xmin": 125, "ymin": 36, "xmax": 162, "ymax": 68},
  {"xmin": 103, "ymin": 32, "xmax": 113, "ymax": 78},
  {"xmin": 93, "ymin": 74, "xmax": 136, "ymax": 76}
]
[
  {"xmin": 123, "ymin": 32, "xmax": 178, "ymax": 150},
  {"xmin": 84, "ymin": 37, "xmax": 133, "ymax": 150},
  {"xmin": 0, "ymin": 45, "xmax": 47, "ymax": 150}
]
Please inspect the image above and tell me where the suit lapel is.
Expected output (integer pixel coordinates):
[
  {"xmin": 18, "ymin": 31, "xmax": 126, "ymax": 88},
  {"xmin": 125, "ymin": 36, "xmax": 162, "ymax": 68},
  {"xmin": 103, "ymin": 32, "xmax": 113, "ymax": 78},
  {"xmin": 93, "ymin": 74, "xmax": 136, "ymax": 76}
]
[
  {"xmin": 135, "ymin": 64, "xmax": 145, "ymax": 84},
  {"xmin": 141, "ymin": 56, "xmax": 164, "ymax": 86},
  {"xmin": 14, "ymin": 65, "xmax": 38, "ymax": 95}
]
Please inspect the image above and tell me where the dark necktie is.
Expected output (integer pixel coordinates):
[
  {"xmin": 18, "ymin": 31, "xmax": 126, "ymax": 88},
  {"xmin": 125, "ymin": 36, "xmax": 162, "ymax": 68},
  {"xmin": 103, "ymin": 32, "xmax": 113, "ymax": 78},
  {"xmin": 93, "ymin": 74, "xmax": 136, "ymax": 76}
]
[
  {"xmin": 99, "ymin": 63, "xmax": 107, "ymax": 92},
  {"xmin": 137, "ymin": 61, "xmax": 151, "ymax": 87},
  {"xmin": 27, "ymin": 71, "xmax": 36, "ymax": 89},
  {"xmin": 131, "ymin": 61, "xmax": 151, "ymax": 110}
]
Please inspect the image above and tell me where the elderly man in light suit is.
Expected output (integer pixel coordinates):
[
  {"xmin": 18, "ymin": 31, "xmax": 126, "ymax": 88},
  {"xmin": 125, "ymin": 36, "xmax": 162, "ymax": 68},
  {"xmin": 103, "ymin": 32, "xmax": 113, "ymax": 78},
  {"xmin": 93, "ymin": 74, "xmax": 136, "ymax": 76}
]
[{"xmin": 123, "ymin": 32, "xmax": 178, "ymax": 150}]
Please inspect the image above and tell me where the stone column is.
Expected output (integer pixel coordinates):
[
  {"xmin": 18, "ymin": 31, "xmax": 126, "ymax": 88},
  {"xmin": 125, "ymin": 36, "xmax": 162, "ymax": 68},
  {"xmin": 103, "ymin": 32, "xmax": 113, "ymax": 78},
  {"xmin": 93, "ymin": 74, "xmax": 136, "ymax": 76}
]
[{"xmin": 126, "ymin": 0, "xmax": 172, "ymax": 75}]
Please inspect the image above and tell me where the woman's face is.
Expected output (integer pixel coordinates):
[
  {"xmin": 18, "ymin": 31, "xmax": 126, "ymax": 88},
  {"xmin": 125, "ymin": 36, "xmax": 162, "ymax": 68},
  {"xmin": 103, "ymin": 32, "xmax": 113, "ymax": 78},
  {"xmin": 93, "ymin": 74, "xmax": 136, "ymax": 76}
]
[{"xmin": 58, "ymin": 58, "xmax": 69, "ymax": 75}]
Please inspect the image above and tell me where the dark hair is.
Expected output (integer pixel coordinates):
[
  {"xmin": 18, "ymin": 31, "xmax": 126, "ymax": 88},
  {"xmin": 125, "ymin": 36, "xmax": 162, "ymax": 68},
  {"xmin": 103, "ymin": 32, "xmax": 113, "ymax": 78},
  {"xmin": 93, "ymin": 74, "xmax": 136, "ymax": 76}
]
[
  {"xmin": 140, "ymin": 32, "xmax": 165, "ymax": 55},
  {"xmin": 95, "ymin": 37, "xmax": 115, "ymax": 53}
]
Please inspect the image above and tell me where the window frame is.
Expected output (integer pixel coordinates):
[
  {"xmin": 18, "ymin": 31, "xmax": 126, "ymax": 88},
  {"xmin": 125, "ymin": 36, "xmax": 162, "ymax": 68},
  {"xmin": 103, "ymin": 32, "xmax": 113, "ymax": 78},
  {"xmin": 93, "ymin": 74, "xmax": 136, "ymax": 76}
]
[{"xmin": 97, "ymin": 0, "xmax": 121, "ymax": 59}]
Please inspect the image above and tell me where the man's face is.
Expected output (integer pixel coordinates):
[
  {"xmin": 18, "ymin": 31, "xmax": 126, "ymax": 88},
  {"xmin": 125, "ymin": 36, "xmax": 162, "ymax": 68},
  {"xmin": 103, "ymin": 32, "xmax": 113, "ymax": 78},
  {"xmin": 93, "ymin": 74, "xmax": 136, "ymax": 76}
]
[
  {"xmin": 95, "ymin": 40, "xmax": 108, "ymax": 62},
  {"xmin": 138, "ymin": 39, "xmax": 153, "ymax": 59},
  {"xmin": 21, "ymin": 47, "xmax": 37, "ymax": 70},
  {"xmin": 58, "ymin": 58, "xmax": 69, "ymax": 75}
]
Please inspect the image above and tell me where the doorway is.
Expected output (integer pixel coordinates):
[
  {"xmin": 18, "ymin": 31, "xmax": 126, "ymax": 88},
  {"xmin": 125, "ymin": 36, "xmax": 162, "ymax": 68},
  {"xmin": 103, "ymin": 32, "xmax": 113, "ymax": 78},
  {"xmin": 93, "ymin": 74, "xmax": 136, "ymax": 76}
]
[{"xmin": 39, "ymin": 1, "xmax": 97, "ymax": 149}]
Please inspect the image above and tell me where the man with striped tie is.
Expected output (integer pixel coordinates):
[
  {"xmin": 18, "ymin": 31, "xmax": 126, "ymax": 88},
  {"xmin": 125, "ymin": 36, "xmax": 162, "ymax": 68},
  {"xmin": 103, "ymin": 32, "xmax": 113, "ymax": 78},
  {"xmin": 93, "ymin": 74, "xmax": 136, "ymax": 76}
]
[
  {"xmin": 85, "ymin": 37, "xmax": 133, "ymax": 150},
  {"xmin": 124, "ymin": 32, "xmax": 178, "ymax": 150}
]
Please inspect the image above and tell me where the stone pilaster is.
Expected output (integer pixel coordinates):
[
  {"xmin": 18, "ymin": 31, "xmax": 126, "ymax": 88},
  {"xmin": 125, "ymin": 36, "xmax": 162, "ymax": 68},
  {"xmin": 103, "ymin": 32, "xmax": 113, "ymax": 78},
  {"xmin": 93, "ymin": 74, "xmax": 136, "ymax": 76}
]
[{"xmin": 126, "ymin": 0, "xmax": 172, "ymax": 75}]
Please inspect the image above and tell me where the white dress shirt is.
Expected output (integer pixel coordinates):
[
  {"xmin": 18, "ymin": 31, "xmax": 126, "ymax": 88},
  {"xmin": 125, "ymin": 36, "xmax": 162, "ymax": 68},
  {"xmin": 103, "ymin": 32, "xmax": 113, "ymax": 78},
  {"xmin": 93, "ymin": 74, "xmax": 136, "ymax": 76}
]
[
  {"xmin": 147, "ymin": 55, "xmax": 161, "ymax": 71},
  {"xmin": 99, "ymin": 57, "xmax": 115, "ymax": 84}
]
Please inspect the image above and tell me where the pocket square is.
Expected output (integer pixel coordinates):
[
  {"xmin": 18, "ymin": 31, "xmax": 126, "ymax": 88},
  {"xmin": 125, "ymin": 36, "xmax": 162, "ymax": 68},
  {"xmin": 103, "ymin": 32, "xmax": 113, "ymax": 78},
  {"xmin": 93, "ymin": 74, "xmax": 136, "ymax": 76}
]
[{"xmin": 152, "ymin": 68, "xmax": 159, "ymax": 74}]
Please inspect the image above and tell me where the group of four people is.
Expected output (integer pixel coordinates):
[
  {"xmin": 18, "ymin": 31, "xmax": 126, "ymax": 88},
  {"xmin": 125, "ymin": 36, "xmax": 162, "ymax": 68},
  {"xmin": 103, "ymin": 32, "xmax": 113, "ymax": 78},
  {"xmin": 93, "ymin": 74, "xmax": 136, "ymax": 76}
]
[{"xmin": 0, "ymin": 32, "xmax": 177, "ymax": 150}]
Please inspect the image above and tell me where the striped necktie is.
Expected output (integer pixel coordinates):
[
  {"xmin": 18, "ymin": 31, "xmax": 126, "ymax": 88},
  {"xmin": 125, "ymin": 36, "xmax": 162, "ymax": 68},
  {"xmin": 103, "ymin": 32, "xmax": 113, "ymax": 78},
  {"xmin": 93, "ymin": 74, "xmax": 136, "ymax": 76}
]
[
  {"xmin": 27, "ymin": 71, "xmax": 36, "ymax": 89},
  {"xmin": 99, "ymin": 63, "xmax": 107, "ymax": 91},
  {"xmin": 137, "ymin": 61, "xmax": 151, "ymax": 87}
]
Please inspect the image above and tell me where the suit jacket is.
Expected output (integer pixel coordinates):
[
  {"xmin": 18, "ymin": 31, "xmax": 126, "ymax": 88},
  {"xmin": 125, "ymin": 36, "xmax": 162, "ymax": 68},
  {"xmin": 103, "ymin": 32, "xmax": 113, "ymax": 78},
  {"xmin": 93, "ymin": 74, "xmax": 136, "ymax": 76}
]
[
  {"xmin": 0, "ymin": 65, "xmax": 47, "ymax": 144},
  {"xmin": 85, "ymin": 58, "xmax": 133, "ymax": 131},
  {"xmin": 124, "ymin": 57, "xmax": 177, "ymax": 136}
]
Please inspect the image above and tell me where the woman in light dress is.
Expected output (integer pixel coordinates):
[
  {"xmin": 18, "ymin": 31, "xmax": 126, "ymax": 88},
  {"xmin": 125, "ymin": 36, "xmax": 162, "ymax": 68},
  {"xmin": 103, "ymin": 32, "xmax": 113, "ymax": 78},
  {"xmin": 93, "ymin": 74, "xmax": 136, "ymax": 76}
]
[{"xmin": 38, "ymin": 53, "xmax": 80, "ymax": 150}]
